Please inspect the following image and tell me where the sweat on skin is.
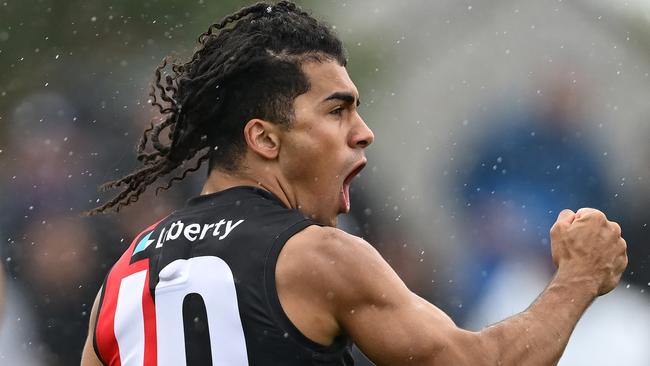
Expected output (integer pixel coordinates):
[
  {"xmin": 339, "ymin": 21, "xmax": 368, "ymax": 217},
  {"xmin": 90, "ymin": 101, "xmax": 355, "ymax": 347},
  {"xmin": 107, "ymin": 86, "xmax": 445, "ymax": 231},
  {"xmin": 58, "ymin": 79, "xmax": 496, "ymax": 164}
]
[{"xmin": 153, "ymin": 219, "xmax": 245, "ymax": 248}]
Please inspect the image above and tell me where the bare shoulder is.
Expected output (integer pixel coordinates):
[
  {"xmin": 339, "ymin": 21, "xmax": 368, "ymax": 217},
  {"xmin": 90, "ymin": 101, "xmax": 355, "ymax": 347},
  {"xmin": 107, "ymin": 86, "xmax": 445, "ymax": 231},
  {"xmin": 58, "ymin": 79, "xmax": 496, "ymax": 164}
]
[
  {"xmin": 278, "ymin": 225, "xmax": 407, "ymax": 304},
  {"xmin": 291, "ymin": 224, "xmax": 373, "ymax": 253},
  {"xmin": 281, "ymin": 225, "xmax": 381, "ymax": 275}
]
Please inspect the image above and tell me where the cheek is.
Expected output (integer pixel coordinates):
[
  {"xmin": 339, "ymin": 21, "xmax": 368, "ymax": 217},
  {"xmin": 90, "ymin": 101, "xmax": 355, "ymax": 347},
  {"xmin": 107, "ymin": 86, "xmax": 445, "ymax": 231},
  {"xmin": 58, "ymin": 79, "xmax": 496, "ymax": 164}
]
[
  {"xmin": 285, "ymin": 146, "xmax": 334, "ymax": 183},
  {"xmin": 282, "ymin": 132, "xmax": 341, "ymax": 187}
]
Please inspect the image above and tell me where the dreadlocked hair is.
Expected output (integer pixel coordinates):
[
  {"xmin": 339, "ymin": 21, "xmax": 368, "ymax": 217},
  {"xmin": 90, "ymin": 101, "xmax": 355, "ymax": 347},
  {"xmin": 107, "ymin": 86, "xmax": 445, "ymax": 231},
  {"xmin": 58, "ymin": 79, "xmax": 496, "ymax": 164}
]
[{"xmin": 87, "ymin": 0, "xmax": 346, "ymax": 215}]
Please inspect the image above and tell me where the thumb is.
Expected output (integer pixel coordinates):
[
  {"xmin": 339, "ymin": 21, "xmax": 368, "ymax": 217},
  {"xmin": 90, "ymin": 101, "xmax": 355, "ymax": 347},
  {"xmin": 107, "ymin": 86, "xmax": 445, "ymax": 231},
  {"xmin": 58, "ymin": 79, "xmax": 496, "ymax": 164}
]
[{"xmin": 556, "ymin": 209, "xmax": 576, "ymax": 226}]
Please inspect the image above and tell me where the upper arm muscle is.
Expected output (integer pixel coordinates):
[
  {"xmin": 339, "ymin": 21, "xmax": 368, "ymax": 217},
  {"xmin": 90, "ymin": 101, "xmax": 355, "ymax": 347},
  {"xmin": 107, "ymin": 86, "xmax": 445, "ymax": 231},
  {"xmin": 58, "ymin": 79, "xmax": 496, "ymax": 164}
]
[{"xmin": 278, "ymin": 226, "xmax": 478, "ymax": 365}]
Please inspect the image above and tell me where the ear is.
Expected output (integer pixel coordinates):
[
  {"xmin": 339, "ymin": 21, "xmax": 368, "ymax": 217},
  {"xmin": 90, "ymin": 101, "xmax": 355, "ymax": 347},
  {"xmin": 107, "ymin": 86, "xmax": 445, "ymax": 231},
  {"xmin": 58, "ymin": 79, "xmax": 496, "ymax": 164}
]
[{"xmin": 243, "ymin": 118, "xmax": 281, "ymax": 160}]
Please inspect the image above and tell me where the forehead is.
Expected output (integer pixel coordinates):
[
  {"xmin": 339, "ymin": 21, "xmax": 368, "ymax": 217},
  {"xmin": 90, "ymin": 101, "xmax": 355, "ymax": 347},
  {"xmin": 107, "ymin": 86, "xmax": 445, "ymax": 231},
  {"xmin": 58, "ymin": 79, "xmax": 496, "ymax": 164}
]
[{"xmin": 299, "ymin": 60, "xmax": 359, "ymax": 100}]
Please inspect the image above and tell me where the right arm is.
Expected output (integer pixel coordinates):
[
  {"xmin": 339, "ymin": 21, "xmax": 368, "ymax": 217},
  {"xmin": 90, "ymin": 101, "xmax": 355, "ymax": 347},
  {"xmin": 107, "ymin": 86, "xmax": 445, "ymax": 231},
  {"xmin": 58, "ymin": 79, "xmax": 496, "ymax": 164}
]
[
  {"xmin": 277, "ymin": 208, "xmax": 627, "ymax": 365},
  {"xmin": 472, "ymin": 208, "xmax": 626, "ymax": 365},
  {"xmin": 474, "ymin": 268, "xmax": 596, "ymax": 365}
]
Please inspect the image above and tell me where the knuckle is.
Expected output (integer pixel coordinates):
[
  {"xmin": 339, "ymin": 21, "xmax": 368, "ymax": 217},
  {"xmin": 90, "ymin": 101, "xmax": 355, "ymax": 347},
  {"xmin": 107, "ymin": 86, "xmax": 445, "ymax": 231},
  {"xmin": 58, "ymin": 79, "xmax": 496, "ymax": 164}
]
[
  {"xmin": 558, "ymin": 209, "xmax": 575, "ymax": 218},
  {"xmin": 593, "ymin": 210, "xmax": 607, "ymax": 221},
  {"xmin": 582, "ymin": 212, "xmax": 607, "ymax": 225},
  {"xmin": 551, "ymin": 221, "xmax": 568, "ymax": 233}
]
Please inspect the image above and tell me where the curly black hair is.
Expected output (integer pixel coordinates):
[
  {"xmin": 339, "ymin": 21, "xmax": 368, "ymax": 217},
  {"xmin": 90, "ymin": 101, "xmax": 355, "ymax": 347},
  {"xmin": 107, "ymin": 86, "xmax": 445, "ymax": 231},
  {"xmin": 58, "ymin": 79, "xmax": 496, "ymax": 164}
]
[{"xmin": 87, "ymin": 0, "xmax": 346, "ymax": 215}]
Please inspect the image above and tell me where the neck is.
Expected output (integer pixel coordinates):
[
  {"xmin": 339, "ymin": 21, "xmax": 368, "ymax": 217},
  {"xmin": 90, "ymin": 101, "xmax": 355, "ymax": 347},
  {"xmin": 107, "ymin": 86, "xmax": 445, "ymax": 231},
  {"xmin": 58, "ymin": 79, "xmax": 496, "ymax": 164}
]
[{"xmin": 201, "ymin": 167, "xmax": 294, "ymax": 209}]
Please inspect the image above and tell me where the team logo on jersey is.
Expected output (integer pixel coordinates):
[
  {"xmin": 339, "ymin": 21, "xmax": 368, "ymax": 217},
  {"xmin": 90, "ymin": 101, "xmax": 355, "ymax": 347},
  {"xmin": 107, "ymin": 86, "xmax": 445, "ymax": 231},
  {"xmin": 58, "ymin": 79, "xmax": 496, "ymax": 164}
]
[
  {"xmin": 132, "ymin": 218, "xmax": 245, "ymax": 256},
  {"xmin": 132, "ymin": 231, "xmax": 155, "ymax": 256}
]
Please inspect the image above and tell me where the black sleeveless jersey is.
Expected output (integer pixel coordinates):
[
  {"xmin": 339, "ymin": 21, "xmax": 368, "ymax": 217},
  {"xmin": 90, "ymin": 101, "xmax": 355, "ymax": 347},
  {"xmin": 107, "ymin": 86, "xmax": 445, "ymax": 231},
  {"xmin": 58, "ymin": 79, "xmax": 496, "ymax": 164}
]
[{"xmin": 93, "ymin": 186, "xmax": 354, "ymax": 366}]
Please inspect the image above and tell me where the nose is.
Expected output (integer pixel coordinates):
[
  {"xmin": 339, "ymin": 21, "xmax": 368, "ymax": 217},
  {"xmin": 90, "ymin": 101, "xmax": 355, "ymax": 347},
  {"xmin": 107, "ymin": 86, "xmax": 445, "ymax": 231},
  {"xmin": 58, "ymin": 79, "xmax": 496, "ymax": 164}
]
[{"xmin": 350, "ymin": 115, "xmax": 374, "ymax": 149}]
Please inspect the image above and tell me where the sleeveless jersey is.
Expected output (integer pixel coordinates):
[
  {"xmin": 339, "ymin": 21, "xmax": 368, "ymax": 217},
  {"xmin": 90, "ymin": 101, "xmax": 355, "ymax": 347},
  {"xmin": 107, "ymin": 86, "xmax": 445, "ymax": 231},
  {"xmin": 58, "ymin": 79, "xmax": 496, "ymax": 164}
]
[{"xmin": 93, "ymin": 186, "xmax": 354, "ymax": 366}]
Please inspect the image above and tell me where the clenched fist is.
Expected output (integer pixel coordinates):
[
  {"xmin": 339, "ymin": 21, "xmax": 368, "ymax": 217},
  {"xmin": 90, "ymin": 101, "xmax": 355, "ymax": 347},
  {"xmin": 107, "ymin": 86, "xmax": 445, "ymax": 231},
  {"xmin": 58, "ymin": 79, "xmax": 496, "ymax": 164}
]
[{"xmin": 550, "ymin": 208, "xmax": 628, "ymax": 296}]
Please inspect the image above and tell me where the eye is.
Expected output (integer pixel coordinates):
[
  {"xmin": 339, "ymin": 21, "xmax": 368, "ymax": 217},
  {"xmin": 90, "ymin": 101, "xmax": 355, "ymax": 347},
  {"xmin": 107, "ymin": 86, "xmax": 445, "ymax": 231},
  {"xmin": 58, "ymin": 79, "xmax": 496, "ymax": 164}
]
[{"xmin": 329, "ymin": 106, "xmax": 344, "ymax": 116}]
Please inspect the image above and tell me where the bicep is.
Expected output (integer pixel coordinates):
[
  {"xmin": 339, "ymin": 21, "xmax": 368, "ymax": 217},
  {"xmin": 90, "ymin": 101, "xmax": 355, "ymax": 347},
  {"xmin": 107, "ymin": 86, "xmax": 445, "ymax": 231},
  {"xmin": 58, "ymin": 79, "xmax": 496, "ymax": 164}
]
[
  {"xmin": 343, "ymin": 291, "xmax": 481, "ymax": 365},
  {"xmin": 81, "ymin": 289, "xmax": 103, "ymax": 366},
  {"xmin": 326, "ymin": 236, "xmax": 480, "ymax": 365}
]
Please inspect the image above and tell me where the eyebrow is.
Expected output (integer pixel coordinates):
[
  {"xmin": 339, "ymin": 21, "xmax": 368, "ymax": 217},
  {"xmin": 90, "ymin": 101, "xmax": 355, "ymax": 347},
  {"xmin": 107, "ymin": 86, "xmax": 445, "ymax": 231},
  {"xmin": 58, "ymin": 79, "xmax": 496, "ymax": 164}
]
[{"xmin": 323, "ymin": 92, "xmax": 361, "ymax": 107}]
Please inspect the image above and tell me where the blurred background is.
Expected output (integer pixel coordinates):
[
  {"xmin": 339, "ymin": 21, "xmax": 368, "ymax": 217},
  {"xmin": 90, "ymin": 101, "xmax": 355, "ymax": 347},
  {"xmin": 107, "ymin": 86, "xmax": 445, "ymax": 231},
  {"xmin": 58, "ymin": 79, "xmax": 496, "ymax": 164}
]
[{"xmin": 1, "ymin": 0, "xmax": 649, "ymax": 364}]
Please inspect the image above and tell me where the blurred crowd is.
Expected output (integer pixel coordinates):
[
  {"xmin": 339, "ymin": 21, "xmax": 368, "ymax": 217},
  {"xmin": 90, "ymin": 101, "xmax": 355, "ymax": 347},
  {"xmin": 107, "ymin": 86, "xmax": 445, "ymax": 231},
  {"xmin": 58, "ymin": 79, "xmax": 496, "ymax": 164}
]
[
  {"xmin": 1, "ymin": 1, "xmax": 649, "ymax": 365},
  {"xmin": 446, "ymin": 79, "xmax": 650, "ymax": 364},
  {"xmin": 0, "ymin": 88, "xmax": 201, "ymax": 364}
]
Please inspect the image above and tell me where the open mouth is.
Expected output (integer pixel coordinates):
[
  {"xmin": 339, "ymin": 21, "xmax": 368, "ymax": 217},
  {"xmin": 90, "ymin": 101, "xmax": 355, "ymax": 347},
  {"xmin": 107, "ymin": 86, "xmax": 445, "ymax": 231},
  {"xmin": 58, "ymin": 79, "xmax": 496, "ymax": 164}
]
[{"xmin": 340, "ymin": 160, "xmax": 367, "ymax": 214}]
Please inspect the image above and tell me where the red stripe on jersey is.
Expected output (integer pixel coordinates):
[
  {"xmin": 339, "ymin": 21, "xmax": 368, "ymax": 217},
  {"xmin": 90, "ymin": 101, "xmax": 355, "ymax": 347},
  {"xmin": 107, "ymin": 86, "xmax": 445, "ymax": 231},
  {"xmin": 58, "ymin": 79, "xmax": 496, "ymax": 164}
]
[
  {"xmin": 95, "ymin": 221, "xmax": 161, "ymax": 366},
  {"xmin": 141, "ymin": 265, "xmax": 157, "ymax": 365}
]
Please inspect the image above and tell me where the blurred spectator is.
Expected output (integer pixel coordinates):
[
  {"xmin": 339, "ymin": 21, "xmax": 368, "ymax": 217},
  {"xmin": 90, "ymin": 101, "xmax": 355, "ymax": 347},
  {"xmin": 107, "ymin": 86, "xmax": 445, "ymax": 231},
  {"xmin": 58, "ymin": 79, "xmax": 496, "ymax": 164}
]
[
  {"xmin": 450, "ymin": 78, "xmax": 650, "ymax": 363},
  {"xmin": 0, "ymin": 71, "xmax": 199, "ymax": 362},
  {"xmin": 10, "ymin": 216, "xmax": 100, "ymax": 365},
  {"xmin": 0, "ymin": 274, "xmax": 45, "ymax": 365},
  {"xmin": 616, "ymin": 137, "xmax": 650, "ymax": 289},
  {"xmin": 452, "ymin": 79, "xmax": 609, "ymax": 315}
]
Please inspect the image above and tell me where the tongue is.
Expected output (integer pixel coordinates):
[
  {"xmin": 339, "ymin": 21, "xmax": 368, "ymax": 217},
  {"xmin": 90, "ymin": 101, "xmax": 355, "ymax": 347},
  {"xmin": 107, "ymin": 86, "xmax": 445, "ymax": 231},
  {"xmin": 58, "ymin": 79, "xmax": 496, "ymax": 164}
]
[{"xmin": 340, "ymin": 183, "xmax": 350, "ymax": 213}]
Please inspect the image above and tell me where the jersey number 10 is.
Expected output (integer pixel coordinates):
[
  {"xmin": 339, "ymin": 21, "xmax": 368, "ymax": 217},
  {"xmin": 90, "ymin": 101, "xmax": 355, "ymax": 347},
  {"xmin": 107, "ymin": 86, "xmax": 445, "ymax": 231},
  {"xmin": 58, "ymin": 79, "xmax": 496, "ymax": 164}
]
[{"xmin": 112, "ymin": 256, "xmax": 249, "ymax": 366}]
